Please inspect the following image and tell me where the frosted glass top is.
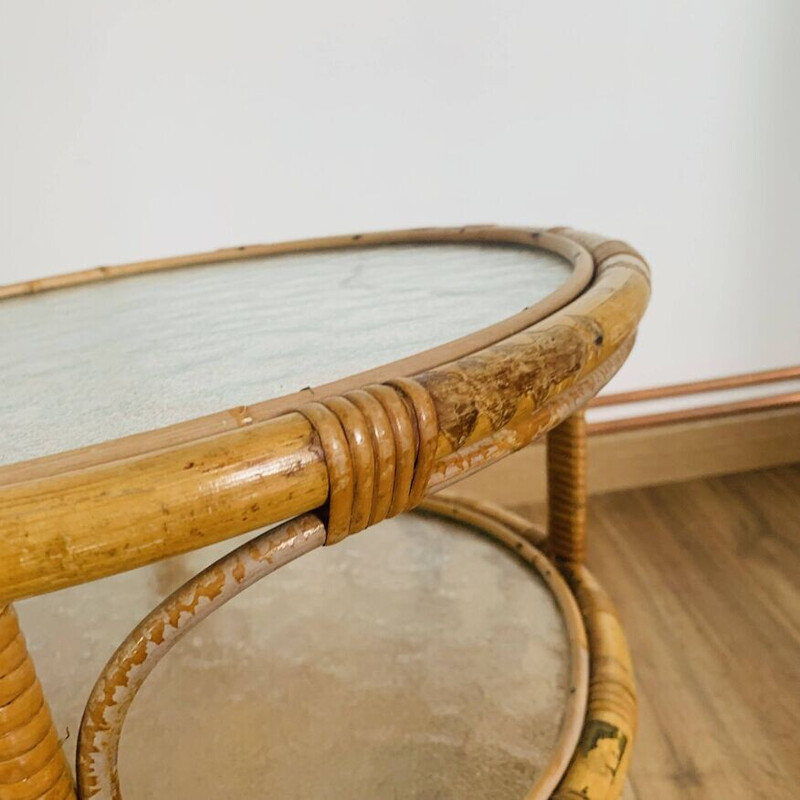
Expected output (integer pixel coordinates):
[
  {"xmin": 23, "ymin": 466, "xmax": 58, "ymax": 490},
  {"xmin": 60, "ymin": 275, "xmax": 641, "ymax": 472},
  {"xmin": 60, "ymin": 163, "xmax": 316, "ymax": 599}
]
[
  {"xmin": 20, "ymin": 512, "xmax": 570, "ymax": 799},
  {"xmin": 0, "ymin": 243, "xmax": 571, "ymax": 465}
]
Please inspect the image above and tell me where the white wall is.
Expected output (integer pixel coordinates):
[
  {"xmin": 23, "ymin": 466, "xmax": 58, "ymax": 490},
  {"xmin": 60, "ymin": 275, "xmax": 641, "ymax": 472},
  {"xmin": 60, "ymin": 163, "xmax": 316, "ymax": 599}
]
[{"xmin": 1, "ymin": 1, "xmax": 798, "ymax": 397}]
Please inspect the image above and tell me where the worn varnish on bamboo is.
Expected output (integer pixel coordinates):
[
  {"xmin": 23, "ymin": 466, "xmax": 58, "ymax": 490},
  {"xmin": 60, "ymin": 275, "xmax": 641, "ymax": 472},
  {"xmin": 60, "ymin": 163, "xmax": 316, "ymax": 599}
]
[
  {"xmin": 0, "ymin": 227, "xmax": 648, "ymax": 604},
  {"xmin": 20, "ymin": 510, "xmax": 578, "ymax": 800},
  {"xmin": 0, "ymin": 226, "xmax": 650, "ymax": 799}
]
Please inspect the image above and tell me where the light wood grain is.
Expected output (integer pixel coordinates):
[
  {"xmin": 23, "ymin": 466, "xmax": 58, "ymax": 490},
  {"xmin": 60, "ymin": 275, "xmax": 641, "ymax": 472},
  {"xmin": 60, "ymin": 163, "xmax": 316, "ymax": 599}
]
[
  {"xmin": 0, "ymin": 413, "xmax": 330, "ymax": 602},
  {"xmin": 519, "ymin": 464, "xmax": 800, "ymax": 799}
]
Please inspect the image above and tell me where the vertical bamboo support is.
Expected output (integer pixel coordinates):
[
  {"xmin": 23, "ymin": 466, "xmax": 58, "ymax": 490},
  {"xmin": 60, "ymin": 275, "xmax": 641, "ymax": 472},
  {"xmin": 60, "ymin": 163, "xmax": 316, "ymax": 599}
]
[
  {"xmin": 547, "ymin": 411, "xmax": 587, "ymax": 565},
  {"xmin": 548, "ymin": 412, "xmax": 638, "ymax": 799},
  {"xmin": 0, "ymin": 605, "xmax": 75, "ymax": 800},
  {"xmin": 552, "ymin": 567, "xmax": 637, "ymax": 800}
]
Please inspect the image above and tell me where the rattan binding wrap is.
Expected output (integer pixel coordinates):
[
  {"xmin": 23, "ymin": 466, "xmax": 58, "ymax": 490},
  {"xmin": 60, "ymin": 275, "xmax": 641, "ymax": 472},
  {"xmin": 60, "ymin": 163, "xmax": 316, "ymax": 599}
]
[
  {"xmin": 0, "ymin": 226, "xmax": 651, "ymax": 604},
  {"xmin": 299, "ymin": 377, "xmax": 438, "ymax": 544},
  {"xmin": 547, "ymin": 412, "xmax": 587, "ymax": 566},
  {"xmin": 0, "ymin": 605, "xmax": 75, "ymax": 800},
  {"xmin": 0, "ymin": 226, "xmax": 649, "ymax": 797}
]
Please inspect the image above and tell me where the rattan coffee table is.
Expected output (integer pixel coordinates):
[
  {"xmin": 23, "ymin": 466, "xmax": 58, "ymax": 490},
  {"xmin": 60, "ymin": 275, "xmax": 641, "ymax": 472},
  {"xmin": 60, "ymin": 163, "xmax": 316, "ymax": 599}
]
[{"xmin": 0, "ymin": 226, "xmax": 650, "ymax": 799}]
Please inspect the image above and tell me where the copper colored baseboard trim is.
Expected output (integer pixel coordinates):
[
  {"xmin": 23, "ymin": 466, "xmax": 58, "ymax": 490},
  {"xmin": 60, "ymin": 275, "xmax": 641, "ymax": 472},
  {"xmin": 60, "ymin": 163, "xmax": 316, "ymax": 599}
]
[
  {"xmin": 588, "ymin": 391, "xmax": 800, "ymax": 435},
  {"xmin": 592, "ymin": 365, "xmax": 800, "ymax": 407}
]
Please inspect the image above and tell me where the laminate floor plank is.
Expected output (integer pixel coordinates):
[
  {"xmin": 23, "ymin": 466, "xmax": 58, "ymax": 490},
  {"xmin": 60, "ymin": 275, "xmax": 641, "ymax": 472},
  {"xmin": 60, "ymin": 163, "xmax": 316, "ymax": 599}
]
[{"xmin": 513, "ymin": 464, "xmax": 800, "ymax": 799}]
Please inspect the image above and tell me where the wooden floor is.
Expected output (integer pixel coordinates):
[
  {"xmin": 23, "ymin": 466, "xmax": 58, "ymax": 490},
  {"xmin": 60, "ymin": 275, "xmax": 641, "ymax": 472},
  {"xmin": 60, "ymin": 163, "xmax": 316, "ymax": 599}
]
[{"xmin": 516, "ymin": 464, "xmax": 800, "ymax": 800}]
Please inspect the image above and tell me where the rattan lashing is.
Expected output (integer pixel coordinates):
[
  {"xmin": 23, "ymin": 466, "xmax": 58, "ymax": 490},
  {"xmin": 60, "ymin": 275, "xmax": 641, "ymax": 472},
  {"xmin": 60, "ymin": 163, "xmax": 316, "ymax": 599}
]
[
  {"xmin": 0, "ymin": 226, "xmax": 650, "ymax": 799},
  {"xmin": 298, "ymin": 377, "xmax": 438, "ymax": 544}
]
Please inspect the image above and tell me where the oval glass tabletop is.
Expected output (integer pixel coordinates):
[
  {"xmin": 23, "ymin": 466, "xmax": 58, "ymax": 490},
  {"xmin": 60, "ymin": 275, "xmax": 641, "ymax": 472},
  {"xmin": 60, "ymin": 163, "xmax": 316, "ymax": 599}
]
[
  {"xmin": 20, "ymin": 512, "xmax": 571, "ymax": 800},
  {"xmin": 0, "ymin": 239, "xmax": 574, "ymax": 467}
]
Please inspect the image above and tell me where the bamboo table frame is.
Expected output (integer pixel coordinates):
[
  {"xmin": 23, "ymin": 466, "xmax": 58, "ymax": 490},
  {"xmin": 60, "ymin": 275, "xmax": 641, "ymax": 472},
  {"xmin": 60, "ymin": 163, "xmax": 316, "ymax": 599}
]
[{"xmin": 0, "ymin": 226, "xmax": 650, "ymax": 799}]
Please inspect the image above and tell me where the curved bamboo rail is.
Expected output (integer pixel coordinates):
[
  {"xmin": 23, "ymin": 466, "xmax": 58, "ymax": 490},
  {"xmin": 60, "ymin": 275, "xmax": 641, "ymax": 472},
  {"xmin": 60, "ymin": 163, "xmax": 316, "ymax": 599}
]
[
  {"xmin": 0, "ymin": 226, "xmax": 648, "ymax": 797},
  {"xmin": 77, "ymin": 499, "xmax": 592, "ymax": 800},
  {"xmin": 0, "ymin": 227, "xmax": 649, "ymax": 605},
  {"xmin": 76, "ymin": 515, "xmax": 326, "ymax": 799},
  {"xmin": 552, "ymin": 565, "xmax": 637, "ymax": 799},
  {"xmin": 418, "ymin": 497, "xmax": 637, "ymax": 799}
]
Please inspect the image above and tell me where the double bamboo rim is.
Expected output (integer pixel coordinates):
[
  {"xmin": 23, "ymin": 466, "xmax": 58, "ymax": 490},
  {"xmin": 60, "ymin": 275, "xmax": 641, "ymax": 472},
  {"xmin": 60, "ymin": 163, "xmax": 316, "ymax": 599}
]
[
  {"xmin": 0, "ymin": 226, "xmax": 592, "ymax": 483},
  {"xmin": 0, "ymin": 226, "xmax": 650, "ymax": 603}
]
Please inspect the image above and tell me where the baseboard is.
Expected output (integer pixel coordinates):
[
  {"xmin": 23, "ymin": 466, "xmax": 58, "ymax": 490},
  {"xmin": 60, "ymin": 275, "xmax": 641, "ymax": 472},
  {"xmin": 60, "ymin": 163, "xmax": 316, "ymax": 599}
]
[{"xmin": 444, "ymin": 406, "xmax": 800, "ymax": 507}]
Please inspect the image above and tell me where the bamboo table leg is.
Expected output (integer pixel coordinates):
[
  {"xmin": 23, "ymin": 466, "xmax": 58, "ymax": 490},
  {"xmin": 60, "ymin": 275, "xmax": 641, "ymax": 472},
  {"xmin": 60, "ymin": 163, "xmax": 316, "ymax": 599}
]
[
  {"xmin": 0, "ymin": 605, "xmax": 75, "ymax": 800},
  {"xmin": 547, "ymin": 411, "xmax": 587, "ymax": 567},
  {"xmin": 547, "ymin": 411, "xmax": 637, "ymax": 800}
]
